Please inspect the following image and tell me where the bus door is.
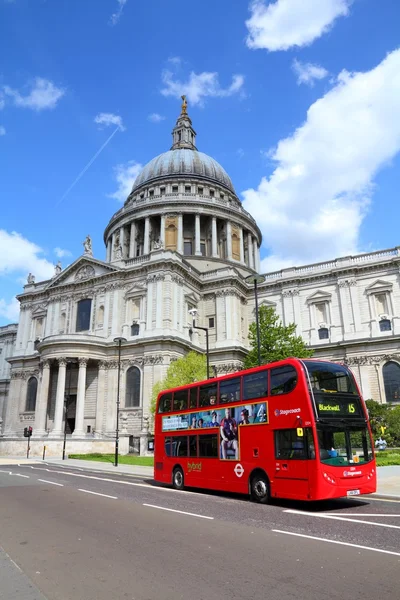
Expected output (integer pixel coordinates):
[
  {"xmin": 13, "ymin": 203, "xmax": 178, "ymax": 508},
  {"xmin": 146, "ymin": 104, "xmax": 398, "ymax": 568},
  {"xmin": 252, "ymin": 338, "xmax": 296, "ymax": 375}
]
[{"xmin": 273, "ymin": 428, "xmax": 312, "ymax": 500}]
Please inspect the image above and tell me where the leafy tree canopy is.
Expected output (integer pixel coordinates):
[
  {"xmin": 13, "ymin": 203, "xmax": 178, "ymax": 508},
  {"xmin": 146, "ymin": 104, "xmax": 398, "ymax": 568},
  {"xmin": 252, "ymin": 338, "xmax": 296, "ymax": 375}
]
[
  {"xmin": 244, "ymin": 305, "xmax": 313, "ymax": 369},
  {"xmin": 150, "ymin": 351, "xmax": 207, "ymax": 415}
]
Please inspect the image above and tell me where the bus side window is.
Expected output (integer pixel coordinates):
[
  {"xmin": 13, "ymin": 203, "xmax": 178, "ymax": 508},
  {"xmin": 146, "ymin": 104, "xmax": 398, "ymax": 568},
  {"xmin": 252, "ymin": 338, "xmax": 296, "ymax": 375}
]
[
  {"xmin": 173, "ymin": 390, "xmax": 188, "ymax": 412},
  {"xmin": 243, "ymin": 371, "xmax": 268, "ymax": 400},
  {"xmin": 188, "ymin": 435, "xmax": 197, "ymax": 457},
  {"xmin": 270, "ymin": 366, "xmax": 297, "ymax": 396},
  {"xmin": 159, "ymin": 393, "xmax": 172, "ymax": 413},
  {"xmin": 219, "ymin": 377, "xmax": 240, "ymax": 404},
  {"xmin": 199, "ymin": 383, "xmax": 217, "ymax": 407},
  {"xmin": 189, "ymin": 387, "xmax": 198, "ymax": 409},
  {"xmin": 275, "ymin": 428, "xmax": 314, "ymax": 460}
]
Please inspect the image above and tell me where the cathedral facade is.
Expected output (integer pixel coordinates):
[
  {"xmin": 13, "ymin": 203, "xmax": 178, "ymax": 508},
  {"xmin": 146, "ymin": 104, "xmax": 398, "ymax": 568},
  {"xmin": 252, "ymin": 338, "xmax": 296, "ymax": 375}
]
[{"xmin": 1, "ymin": 101, "xmax": 400, "ymax": 456}]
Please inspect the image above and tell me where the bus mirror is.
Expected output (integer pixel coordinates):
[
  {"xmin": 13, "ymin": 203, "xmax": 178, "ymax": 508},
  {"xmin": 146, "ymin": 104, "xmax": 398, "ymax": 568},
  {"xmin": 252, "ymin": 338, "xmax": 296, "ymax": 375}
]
[{"xmin": 297, "ymin": 428, "xmax": 304, "ymax": 437}]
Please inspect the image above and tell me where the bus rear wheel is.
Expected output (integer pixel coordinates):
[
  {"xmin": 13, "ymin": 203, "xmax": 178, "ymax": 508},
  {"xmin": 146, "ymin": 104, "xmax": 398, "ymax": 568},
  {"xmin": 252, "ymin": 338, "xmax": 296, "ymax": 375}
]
[
  {"xmin": 250, "ymin": 473, "xmax": 270, "ymax": 504},
  {"xmin": 172, "ymin": 467, "xmax": 184, "ymax": 491}
]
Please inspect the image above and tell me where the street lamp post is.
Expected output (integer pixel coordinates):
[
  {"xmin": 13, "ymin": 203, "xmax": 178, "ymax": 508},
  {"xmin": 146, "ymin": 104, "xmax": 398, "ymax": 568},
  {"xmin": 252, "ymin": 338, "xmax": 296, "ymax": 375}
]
[
  {"xmin": 113, "ymin": 337, "xmax": 127, "ymax": 467},
  {"xmin": 245, "ymin": 274, "xmax": 266, "ymax": 366},
  {"xmin": 188, "ymin": 308, "xmax": 210, "ymax": 379}
]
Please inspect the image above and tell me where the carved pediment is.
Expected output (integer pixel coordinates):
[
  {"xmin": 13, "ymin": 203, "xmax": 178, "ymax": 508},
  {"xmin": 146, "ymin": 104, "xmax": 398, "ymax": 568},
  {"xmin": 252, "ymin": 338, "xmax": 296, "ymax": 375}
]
[
  {"xmin": 45, "ymin": 257, "xmax": 119, "ymax": 289},
  {"xmin": 365, "ymin": 279, "xmax": 393, "ymax": 295},
  {"xmin": 32, "ymin": 303, "xmax": 48, "ymax": 316},
  {"xmin": 306, "ymin": 290, "xmax": 332, "ymax": 304},
  {"xmin": 125, "ymin": 281, "xmax": 147, "ymax": 299}
]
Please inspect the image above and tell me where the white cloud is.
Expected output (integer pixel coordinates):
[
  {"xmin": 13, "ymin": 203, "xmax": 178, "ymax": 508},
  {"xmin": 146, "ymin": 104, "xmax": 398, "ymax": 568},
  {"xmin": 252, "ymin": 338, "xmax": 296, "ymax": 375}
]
[
  {"xmin": 0, "ymin": 96, "xmax": 4, "ymax": 110},
  {"xmin": 292, "ymin": 59, "xmax": 329, "ymax": 86},
  {"xmin": 168, "ymin": 56, "xmax": 182, "ymax": 66},
  {"xmin": 3, "ymin": 77, "xmax": 65, "ymax": 111},
  {"xmin": 109, "ymin": 161, "xmax": 143, "ymax": 202},
  {"xmin": 0, "ymin": 297, "xmax": 19, "ymax": 322},
  {"xmin": 161, "ymin": 70, "xmax": 244, "ymax": 106},
  {"xmin": 54, "ymin": 247, "xmax": 72, "ymax": 258},
  {"xmin": 246, "ymin": 0, "xmax": 352, "ymax": 51},
  {"xmin": 0, "ymin": 230, "xmax": 54, "ymax": 281},
  {"xmin": 94, "ymin": 112, "xmax": 125, "ymax": 131},
  {"xmin": 148, "ymin": 113, "xmax": 166, "ymax": 123},
  {"xmin": 0, "ymin": 126, "xmax": 5, "ymax": 136},
  {"xmin": 109, "ymin": 0, "xmax": 127, "ymax": 25},
  {"xmin": 242, "ymin": 49, "xmax": 400, "ymax": 272}
]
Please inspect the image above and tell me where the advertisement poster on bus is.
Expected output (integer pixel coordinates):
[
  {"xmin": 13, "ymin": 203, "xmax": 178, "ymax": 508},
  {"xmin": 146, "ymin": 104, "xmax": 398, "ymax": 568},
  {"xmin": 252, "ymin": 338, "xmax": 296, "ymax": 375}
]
[{"xmin": 162, "ymin": 402, "xmax": 268, "ymax": 432}]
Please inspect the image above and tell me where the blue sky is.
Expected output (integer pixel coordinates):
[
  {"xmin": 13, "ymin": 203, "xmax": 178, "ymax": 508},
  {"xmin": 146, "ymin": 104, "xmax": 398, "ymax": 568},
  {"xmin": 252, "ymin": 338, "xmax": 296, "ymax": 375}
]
[{"xmin": 1, "ymin": 0, "xmax": 400, "ymax": 324}]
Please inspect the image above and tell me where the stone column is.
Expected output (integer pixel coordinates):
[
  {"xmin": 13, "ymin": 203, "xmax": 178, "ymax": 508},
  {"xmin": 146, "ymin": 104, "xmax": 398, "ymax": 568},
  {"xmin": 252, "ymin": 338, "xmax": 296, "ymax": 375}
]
[
  {"xmin": 73, "ymin": 358, "xmax": 88, "ymax": 437},
  {"xmin": 120, "ymin": 226, "xmax": 125, "ymax": 258},
  {"xmin": 146, "ymin": 279, "xmax": 153, "ymax": 330},
  {"xmin": 110, "ymin": 233, "xmax": 115, "ymax": 261},
  {"xmin": 129, "ymin": 222, "xmax": 136, "ymax": 258},
  {"xmin": 177, "ymin": 214, "xmax": 183, "ymax": 254},
  {"xmin": 239, "ymin": 228, "xmax": 245, "ymax": 264},
  {"xmin": 106, "ymin": 239, "xmax": 112, "ymax": 262},
  {"xmin": 195, "ymin": 214, "xmax": 201, "ymax": 256},
  {"xmin": 160, "ymin": 215, "xmax": 166, "ymax": 248},
  {"xmin": 144, "ymin": 217, "xmax": 150, "ymax": 254},
  {"xmin": 34, "ymin": 360, "xmax": 51, "ymax": 436},
  {"xmin": 247, "ymin": 233, "xmax": 254, "ymax": 269},
  {"xmin": 51, "ymin": 358, "xmax": 67, "ymax": 436},
  {"xmin": 95, "ymin": 361, "xmax": 107, "ymax": 436},
  {"xmin": 211, "ymin": 216, "xmax": 218, "ymax": 258},
  {"xmin": 156, "ymin": 276, "xmax": 163, "ymax": 329},
  {"xmin": 226, "ymin": 221, "xmax": 232, "ymax": 260},
  {"xmin": 253, "ymin": 239, "xmax": 259, "ymax": 272}
]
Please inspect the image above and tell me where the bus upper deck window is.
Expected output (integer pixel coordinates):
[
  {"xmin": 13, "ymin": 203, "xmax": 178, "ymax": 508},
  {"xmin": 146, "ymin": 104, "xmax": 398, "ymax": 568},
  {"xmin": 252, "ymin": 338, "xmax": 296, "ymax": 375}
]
[
  {"xmin": 270, "ymin": 365, "xmax": 297, "ymax": 396},
  {"xmin": 158, "ymin": 393, "xmax": 172, "ymax": 413}
]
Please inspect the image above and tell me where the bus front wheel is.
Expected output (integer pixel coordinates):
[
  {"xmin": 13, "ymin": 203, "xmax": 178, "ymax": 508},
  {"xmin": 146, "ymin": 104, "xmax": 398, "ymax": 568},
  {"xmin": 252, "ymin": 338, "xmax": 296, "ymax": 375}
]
[
  {"xmin": 250, "ymin": 473, "xmax": 270, "ymax": 504},
  {"xmin": 172, "ymin": 467, "xmax": 184, "ymax": 491}
]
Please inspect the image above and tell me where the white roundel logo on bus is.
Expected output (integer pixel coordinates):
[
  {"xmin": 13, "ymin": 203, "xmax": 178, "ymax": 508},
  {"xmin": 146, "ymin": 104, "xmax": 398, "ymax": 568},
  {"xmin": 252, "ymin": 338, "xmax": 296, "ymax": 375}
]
[{"xmin": 234, "ymin": 463, "xmax": 244, "ymax": 478}]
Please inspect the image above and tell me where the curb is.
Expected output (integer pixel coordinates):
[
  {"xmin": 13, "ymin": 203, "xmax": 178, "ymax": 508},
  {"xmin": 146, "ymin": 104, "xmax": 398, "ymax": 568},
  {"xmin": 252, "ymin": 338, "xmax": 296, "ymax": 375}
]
[{"xmin": 370, "ymin": 492, "xmax": 400, "ymax": 501}]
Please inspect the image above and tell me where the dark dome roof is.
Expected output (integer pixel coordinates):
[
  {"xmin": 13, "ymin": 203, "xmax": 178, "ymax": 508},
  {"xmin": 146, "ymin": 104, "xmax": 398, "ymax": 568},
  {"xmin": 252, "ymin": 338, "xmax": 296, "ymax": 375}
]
[{"xmin": 131, "ymin": 149, "xmax": 235, "ymax": 194}]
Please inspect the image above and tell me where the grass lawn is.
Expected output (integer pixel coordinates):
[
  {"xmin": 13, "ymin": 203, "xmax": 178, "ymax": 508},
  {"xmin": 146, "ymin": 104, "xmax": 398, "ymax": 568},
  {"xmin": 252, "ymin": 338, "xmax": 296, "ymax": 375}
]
[
  {"xmin": 68, "ymin": 453, "xmax": 154, "ymax": 467},
  {"xmin": 375, "ymin": 450, "xmax": 400, "ymax": 467}
]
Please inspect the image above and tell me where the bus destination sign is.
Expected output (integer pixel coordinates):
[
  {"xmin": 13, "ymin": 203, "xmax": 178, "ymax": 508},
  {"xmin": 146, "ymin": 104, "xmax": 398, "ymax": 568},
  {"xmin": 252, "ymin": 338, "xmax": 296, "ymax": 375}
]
[{"xmin": 316, "ymin": 398, "xmax": 362, "ymax": 418}]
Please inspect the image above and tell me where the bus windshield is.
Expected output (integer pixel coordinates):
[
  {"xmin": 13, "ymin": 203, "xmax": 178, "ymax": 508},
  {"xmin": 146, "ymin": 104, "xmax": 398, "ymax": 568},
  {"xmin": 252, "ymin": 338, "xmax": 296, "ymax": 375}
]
[
  {"xmin": 316, "ymin": 423, "xmax": 373, "ymax": 466},
  {"xmin": 302, "ymin": 360, "xmax": 364, "ymax": 419}
]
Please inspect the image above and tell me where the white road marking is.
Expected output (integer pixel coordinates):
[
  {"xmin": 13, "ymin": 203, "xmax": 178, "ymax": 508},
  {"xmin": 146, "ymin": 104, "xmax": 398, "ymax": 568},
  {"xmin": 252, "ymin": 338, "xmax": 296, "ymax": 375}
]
[
  {"xmin": 272, "ymin": 529, "xmax": 400, "ymax": 557},
  {"xmin": 284, "ymin": 509, "xmax": 400, "ymax": 530},
  {"xmin": 143, "ymin": 503, "xmax": 214, "ymax": 520},
  {"xmin": 14, "ymin": 474, "xmax": 30, "ymax": 478},
  {"xmin": 38, "ymin": 479, "xmax": 64, "ymax": 487},
  {"xmin": 78, "ymin": 489, "xmax": 117, "ymax": 499},
  {"xmin": 21, "ymin": 466, "xmax": 209, "ymax": 497},
  {"xmin": 323, "ymin": 513, "xmax": 400, "ymax": 517}
]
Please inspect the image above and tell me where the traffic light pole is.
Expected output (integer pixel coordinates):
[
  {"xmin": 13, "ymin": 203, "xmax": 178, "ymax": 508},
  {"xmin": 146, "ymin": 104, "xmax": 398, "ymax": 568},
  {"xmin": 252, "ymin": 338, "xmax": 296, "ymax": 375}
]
[{"xmin": 26, "ymin": 432, "xmax": 30, "ymax": 459}]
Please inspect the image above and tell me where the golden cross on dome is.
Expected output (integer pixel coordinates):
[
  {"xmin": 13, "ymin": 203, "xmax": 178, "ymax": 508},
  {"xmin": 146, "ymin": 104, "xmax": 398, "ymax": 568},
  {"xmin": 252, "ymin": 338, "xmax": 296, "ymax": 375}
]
[{"xmin": 181, "ymin": 95, "xmax": 188, "ymax": 115}]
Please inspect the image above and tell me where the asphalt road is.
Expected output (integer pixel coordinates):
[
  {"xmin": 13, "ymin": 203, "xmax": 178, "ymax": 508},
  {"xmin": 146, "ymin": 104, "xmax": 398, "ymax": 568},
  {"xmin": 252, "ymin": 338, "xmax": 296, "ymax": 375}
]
[{"xmin": 0, "ymin": 463, "xmax": 399, "ymax": 600}]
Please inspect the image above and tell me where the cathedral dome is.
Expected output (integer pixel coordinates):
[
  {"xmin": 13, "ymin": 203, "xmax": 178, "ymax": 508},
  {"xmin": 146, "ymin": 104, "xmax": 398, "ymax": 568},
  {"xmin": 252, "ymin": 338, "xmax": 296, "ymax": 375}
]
[{"xmin": 131, "ymin": 148, "xmax": 235, "ymax": 195}]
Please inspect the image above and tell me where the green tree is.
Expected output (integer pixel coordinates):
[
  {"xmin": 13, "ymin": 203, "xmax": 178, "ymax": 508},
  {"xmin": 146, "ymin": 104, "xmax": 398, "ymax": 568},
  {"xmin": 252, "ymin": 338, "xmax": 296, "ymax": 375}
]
[
  {"xmin": 150, "ymin": 351, "xmax": 207, "ymax": 416},
  {"xmin": 244, "ymin": 305, "xmax": 313, "ymax": 369}
]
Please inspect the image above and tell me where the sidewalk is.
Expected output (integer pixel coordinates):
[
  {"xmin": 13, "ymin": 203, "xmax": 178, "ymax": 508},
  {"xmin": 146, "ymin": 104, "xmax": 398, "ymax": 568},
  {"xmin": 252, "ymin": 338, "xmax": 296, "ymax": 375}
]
[{"xmin": 1, "ymin": 456, "xmax": 398, "ymax": 498}]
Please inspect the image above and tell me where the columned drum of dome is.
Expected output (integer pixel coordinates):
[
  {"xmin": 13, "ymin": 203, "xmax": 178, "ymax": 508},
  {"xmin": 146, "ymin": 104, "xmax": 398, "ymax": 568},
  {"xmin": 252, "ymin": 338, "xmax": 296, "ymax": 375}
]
[{"xmin": 104, "ymin": 99, "xmax": 262, "ymax": 271}]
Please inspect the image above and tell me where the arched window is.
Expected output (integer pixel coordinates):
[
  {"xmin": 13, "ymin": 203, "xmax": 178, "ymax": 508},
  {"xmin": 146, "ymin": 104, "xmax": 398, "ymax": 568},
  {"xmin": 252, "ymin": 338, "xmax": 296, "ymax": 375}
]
[
  {"xmin": 131, "ymin": 323, "xmax": 139, "ymax": 336},
  {"xmin": 26, "ymin": 377, "xmax": 38, "ymax": 412},
  {"xmin": 383, "ymin": 361, "xmax": 400, "ymax": 403},
  {"xmin": 379, "ymin": 318, "xmax": 391, "ymax": 332},
  {"xmin": 125, "ymin": 367, "xmax": 141, "ymax": 407},
  {"xmin": 76, "ymin": 298, "xmax": 92, "ymax": 332},
  {"xmin": 318, "ymin": 327, "xmax": 329, "ymax": 340}
]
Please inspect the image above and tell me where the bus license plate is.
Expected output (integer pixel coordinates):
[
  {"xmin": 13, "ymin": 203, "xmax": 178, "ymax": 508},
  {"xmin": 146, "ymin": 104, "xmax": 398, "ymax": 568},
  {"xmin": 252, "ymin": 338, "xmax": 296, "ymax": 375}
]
[{"xmin": 347, "ymin": 489, "xmax": 360, "ymax": 496}]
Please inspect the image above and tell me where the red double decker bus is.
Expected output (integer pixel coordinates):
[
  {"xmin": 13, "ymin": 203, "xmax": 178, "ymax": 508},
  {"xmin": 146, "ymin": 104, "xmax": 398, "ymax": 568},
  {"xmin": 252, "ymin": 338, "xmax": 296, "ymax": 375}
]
[{"xmin": 153, "ymin": 358, "xmax": 376, "ymax": 503}]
